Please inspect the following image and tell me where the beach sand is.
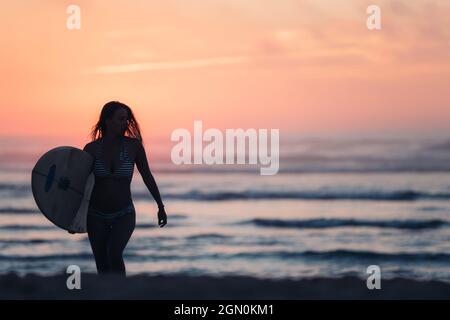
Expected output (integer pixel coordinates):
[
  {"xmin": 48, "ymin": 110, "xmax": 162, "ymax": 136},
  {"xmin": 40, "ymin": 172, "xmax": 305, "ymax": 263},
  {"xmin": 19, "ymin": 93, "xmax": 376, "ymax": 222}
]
[{"xmin": 1, "ymin": 273, "xmax": 449, "ymax": 299}]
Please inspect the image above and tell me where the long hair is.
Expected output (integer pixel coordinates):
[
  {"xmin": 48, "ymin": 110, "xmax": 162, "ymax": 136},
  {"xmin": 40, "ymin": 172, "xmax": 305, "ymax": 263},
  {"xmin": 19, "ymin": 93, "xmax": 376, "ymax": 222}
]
[{"xmin": 89, "ymin": 101, "xmax": 143, "ymax": 143}]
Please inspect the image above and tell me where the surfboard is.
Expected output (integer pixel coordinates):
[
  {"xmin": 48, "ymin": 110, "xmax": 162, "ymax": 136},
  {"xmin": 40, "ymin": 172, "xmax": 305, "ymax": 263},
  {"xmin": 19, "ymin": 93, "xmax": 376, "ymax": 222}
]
[{"xmin": 31, "ymin": 146, "xmax": 95, "ymax": 233}]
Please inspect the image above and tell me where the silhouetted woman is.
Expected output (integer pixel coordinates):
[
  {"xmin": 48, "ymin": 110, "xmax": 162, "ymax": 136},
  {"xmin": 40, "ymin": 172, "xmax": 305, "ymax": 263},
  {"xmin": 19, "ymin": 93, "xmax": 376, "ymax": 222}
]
[{"xmin": 83, "ymin": 101, "xmax": 167, "ymax": 276}]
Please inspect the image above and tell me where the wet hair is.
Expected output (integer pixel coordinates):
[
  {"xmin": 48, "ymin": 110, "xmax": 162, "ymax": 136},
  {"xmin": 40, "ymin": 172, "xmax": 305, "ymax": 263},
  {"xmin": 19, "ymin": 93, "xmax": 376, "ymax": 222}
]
[{"xmin": 89, "ymin": 101, "xmax": 143, "ymax": 143}]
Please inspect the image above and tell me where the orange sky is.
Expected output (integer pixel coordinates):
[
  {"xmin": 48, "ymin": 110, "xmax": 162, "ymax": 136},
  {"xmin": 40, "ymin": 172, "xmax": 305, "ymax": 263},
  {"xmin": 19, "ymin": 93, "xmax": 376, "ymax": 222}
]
[{"xmin": 1, "ymin": 0, "xmax": 450, "ymax": 146}]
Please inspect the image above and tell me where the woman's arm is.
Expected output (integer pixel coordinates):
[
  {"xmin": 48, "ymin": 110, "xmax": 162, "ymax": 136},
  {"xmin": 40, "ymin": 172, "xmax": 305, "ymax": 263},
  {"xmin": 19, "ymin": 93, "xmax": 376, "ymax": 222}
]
[
  {"xmin": 135, "ymin": 140, "xmax": 166, "ymax": 210},
  {"xmin": 83, "ymin": 142, "xmax": 95, "ymax": 173}
]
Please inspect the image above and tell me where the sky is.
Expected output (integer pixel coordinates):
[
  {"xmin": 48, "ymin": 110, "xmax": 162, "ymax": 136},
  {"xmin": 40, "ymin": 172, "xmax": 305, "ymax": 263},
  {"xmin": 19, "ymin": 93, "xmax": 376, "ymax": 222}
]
[{"xmin": 0, "ymin": 0, "xmax": 449, "ymax": 147}]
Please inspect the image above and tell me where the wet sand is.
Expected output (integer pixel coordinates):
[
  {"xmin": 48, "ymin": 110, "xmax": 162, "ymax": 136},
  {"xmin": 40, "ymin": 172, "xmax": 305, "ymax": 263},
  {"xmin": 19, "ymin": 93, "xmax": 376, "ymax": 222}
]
[{"xmin": 1, "ymin": 273, "xmax": 449, "ymax": 299}]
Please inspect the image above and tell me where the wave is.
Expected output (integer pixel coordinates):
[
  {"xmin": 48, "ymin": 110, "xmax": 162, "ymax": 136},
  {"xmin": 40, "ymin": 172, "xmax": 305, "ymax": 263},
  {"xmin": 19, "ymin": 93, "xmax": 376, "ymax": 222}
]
[
  {"xmin": 0, "ymin": 224, "xmax": 55, "ymax": 231},
  {"xmin": 242, "ymin": 218, "xmax": 449, "ymax": 230},
  {"xmin": 417, "ymin": 206, "xmax": 444, "ymax": 212},
  {"xmin": 133, "ymin": 190, "xmax": 450, "ymax": 201},
  {"xmin": 227, "ymin": 250, "xmax": 450, "ymax": 262},
  {"xmin": 0, "ymin": 207, "xmax": 39, "ymax": 214},
  {"xmin": 0, "ymin": 223, "xmax": 177, "ymax": 231},
  {"xmin": 2, "ymin": 249, "xmax": 449, "ymax": 263},
  {"xmin": 0, "ymin": 239, "xmax": 58, "ymax": 244},
  {"xmin": 0, "ymin": 253, "xmax": 95, "ymax": 261},
  {"xmin": 129, "ymin": 249, "xmax": 450, "ymax": 263},
  {"xmin": 187, "ymin": 233, "xmax": 232, "ymax": 240},
  {"xmin": 4, "ymin": 178, "xmax": 450, "ymax": 201},
  {"xmin": 0, "ymin": 183, "xmax": 30, "ymax": 192},
  {"xmin": 168, "ymin": 214, "xmax": 188, "ymax": 219},
  {"xmin": 135, "ymin": 223, "xmax": 179, "ymax": 229}
]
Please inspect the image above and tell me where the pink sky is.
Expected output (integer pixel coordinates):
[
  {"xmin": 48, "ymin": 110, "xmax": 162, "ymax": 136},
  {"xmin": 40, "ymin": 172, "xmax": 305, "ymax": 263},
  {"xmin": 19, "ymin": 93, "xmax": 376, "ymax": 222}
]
[{"xmin": 1, "ymin": 0, "xmax": 449, "ymax": 146}]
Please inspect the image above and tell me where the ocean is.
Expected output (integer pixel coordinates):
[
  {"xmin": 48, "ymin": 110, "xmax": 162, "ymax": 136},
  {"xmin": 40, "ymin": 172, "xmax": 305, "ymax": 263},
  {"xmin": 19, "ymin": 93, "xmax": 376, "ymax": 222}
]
[{"xmin": 1, "ymin": 135, "xmax": 450, "ymax": 282}]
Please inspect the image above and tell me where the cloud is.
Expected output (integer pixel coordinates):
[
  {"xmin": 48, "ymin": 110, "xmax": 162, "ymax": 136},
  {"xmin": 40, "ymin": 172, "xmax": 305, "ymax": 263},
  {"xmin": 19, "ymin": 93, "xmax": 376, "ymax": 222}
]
[{"xmin": 87, "ymin": 55, "xmax": 249, "ymax": 74}]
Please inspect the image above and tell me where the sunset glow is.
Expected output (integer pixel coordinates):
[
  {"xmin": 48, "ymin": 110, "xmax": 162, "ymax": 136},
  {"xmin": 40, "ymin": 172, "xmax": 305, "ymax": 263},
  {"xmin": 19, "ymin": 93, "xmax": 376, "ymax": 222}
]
[{"xmin": 1, "ymin": 0, "xmax": 449, "ymax": 146}]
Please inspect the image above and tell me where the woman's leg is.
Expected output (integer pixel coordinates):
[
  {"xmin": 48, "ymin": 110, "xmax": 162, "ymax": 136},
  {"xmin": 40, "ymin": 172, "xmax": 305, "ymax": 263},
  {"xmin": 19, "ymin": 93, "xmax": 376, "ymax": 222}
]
[
  {"xmin": 107, "ymin": 211, "xmax": 136, "ymax": 275},
  {"xmin": 87, "ymin": 214, "xmax": 111, "ymax": 274}
]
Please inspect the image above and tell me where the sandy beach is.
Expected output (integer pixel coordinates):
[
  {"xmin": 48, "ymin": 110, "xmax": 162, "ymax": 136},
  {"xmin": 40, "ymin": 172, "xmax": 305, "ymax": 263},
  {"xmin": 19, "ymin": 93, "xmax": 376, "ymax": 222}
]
[{"xmin": 1, "ymin": 273, "xmax": 449, "ymax": 299}]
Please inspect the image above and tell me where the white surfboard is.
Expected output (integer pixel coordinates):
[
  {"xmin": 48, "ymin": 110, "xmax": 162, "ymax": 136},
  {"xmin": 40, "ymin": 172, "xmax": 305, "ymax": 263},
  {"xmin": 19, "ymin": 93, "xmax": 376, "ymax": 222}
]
[{"xmin": 31, "ymin": 146, "xmax": 95, "ymax": 233}]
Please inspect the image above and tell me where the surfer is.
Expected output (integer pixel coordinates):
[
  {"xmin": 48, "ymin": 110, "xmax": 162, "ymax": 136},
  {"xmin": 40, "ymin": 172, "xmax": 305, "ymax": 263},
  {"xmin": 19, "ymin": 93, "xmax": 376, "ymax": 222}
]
[{"xmin": 83, "ymin": 101, "xmax": 167, "ymax": 276}]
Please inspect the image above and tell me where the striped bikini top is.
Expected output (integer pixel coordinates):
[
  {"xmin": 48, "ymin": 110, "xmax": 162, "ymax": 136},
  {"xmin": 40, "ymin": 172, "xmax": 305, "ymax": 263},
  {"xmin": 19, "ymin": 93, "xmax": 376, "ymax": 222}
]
[{"xmin": 93, "ymin": 137, "xmax": 134, "ymax": 179}]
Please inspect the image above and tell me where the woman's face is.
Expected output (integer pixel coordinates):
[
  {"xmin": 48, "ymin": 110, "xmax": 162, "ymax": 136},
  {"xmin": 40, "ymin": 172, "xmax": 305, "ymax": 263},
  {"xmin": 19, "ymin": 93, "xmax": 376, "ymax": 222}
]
[{"xmin": 106, "ymin": 107, "xmax": 128, "ymax": 136}]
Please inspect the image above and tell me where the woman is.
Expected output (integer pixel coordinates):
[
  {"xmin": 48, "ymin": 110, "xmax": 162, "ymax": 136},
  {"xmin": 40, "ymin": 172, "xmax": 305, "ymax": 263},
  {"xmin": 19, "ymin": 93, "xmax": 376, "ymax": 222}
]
[{"xmin": 83, "ymin": 101, "xmax": 167, "ymax": 276}]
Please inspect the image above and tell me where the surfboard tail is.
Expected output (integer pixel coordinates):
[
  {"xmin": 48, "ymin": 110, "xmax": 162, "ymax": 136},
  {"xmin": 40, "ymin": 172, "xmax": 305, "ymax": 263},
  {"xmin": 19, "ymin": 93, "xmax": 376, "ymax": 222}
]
[{"xmin": 68, "ymin": 173, "xmax": 95, "ymax": 234}]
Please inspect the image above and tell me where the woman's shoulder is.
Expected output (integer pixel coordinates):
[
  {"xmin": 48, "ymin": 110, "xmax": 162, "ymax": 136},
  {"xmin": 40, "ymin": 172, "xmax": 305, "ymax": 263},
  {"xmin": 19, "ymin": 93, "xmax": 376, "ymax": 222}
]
[
  {"xmin": 124, "ymin": 136, "xmax": 144, "ymax": 153},
  {"xmin": 124, "ymin": 136, "xmax": 142, "ymax": 146},
  {"xmin": 83, "ymin": 139, "xmax": 101, "ymax": 157},
  {"xmin": 84, "ymin": 139, "xmax": 101, "ymax": 148},
  {"xmin": 124, "ymin": 137, "xmax": 145, "ymax": 160}
]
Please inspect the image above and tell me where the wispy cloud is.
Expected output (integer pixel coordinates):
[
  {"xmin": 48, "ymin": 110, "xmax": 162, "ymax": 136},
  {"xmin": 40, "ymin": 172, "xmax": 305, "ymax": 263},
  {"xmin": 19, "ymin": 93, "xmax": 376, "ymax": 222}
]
[{"xmin": 88, "ymin": 56, "xmax": 249, "ymax": 74}]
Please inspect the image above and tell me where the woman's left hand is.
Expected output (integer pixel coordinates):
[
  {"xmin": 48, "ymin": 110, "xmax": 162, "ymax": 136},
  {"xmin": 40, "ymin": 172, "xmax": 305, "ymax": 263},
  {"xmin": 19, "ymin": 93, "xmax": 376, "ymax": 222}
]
[{"xmin": 158, "ymin": 207, "xmax": 167, "ymax": 227}]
